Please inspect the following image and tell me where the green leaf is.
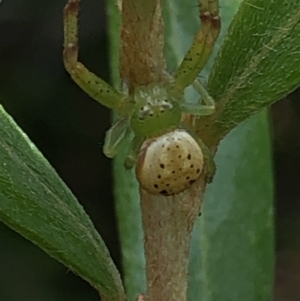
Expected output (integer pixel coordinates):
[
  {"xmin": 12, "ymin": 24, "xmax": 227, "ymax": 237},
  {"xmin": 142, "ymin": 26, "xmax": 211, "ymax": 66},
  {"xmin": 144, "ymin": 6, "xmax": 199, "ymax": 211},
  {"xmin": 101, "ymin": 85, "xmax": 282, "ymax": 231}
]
[
  {"xmin": 164, "ymin": 1, "xmax": 275, "ymax": 300},
  {"xmin": 188, "ymin": 112, "xmax": 274, "ymax": 301},
  {"xmin": 0, "ymin": 105, "xmax": 125, "ymax": 301},
  {"xmin": 107, "ymin": 0, "xmax": 147, "ymax": 299},
  {"xmin": 202, "ymin": 0, "xmax": 300, "ymax": 142}
]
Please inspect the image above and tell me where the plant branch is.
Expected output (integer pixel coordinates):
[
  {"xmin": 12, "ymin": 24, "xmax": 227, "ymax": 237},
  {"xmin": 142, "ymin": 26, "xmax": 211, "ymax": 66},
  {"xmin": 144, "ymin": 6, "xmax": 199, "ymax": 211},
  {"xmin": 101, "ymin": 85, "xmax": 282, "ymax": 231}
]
[
  {"xmin": 120, "ymin": 0, "xmax": 166, "ymax": 89},
  {"xmin": 140, "ymin": 176, "xmax": 206, "ymax": 301}
]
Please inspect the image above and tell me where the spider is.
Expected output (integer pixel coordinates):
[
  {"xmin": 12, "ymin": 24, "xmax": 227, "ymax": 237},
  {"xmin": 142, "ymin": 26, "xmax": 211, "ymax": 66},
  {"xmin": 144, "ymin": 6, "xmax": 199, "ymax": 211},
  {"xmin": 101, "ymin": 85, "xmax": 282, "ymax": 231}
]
[{"xmin": 63, "ymin": 0, "xmax": 221, "ymax": 196}]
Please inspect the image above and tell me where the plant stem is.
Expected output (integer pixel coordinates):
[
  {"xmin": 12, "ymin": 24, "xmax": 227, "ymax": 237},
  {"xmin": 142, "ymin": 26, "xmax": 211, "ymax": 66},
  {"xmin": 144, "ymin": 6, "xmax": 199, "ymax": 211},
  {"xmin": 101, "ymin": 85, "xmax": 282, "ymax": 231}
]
[
  {"xmin": 140, "ymin": 177, "xmax": 206, "ymax": 301},
  {"xmin": 120, "ymin": 0, "xmax": 166, "ymax": 89},
  {"xmin": 119, "ymin": 1, "xmax": 207, "ymax": 300}
]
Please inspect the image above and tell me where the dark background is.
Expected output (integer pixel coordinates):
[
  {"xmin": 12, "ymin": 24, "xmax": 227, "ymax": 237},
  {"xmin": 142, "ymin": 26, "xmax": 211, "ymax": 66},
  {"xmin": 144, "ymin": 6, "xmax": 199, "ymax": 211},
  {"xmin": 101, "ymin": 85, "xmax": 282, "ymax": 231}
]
[{"xmin": 0, "ymin": 0, "xmax": 299, "ymax": 300}]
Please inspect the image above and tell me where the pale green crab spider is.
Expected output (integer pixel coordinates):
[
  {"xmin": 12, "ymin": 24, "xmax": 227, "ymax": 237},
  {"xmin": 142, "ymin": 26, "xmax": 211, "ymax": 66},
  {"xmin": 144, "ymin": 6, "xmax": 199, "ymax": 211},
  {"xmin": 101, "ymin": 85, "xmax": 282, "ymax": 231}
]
[{"xmin": 63, "ymin": 0, "xmax": 221, "ymax": 196}]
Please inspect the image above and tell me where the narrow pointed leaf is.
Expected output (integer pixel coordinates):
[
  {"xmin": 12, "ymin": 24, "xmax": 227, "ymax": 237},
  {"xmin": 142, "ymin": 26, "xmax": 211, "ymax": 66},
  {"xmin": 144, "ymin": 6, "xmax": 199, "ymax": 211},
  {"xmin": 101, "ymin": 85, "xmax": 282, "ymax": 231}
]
[
  {"xmin": 0, "ymin": 105, "xmax": 125, "ymax": 301},
  {"xmin": 107, "ymin": 0, "xmax": 147, "ymax": 298},
  {"xmin": 199, "ymin": 0, "xmax": 300, "ymax": 143},
  {"xmin": 164, "ymin": 0, "xmax": 275, "ymax": 300}
]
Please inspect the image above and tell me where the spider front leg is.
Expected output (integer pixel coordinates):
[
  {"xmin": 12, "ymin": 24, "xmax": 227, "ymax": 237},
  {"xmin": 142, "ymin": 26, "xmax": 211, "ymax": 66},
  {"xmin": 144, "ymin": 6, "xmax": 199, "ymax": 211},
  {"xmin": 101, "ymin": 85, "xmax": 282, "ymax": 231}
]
[
  {"xmin": 172, "ymin": 0, "xmax": 221, "ymax": 97},
  {"xmin": 180, "ymin": 78, "xmax": 215, "ymax": 116},
  {"xmin": 63, "ymin": 0, "xmax": 129, "ymax": 114}
]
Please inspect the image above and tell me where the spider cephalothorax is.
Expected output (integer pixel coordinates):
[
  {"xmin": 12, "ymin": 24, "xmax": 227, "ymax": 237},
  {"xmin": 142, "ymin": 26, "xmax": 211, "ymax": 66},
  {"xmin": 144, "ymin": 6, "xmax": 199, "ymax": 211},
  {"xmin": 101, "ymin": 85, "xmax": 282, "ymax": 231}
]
[
  {"xmin": 63, "ymin": 0, "xmax": 220, "ymax": 195},
  {"xmin": 130, "ymin": 83, "xmax": 181, "ymax": 137}
]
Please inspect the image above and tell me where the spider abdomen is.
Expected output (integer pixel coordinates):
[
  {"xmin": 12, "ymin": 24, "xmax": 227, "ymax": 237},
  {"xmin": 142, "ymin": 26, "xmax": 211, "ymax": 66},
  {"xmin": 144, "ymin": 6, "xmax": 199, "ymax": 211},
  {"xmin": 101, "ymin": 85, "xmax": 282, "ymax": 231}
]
[{"xmin": 136, "ymin": 129, "xmax": 204, "ymax": 196}]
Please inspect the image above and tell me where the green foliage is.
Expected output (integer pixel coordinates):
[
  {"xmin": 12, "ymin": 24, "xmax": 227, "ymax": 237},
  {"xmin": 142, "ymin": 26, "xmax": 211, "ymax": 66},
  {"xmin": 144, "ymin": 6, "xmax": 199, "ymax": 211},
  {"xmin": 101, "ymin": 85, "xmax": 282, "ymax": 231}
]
[
  {"xmin": 0, "ymin": 106, "xmax": 125, "ymax": 301},
  {"xmin": 206, "ymin": 0, "xmax": 300, "ymax": 140},
  {"xmin": 188, "ymin": 112, "xmax": 274, "ymax": 301},
  {"xmin": 107, "ymin": 0, "xmax": 147, "ymax": 297},
  {"xmin": 1, "ymin": 0, "xmax": 300, "ymax": 300}
]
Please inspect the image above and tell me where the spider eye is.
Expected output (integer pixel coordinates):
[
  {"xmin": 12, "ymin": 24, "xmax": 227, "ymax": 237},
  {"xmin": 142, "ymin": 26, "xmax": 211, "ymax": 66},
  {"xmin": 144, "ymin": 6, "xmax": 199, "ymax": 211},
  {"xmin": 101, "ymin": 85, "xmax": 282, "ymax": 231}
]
[{"xmin": 137, "ymin": 105, "xmax": 155, "ymax": 119}]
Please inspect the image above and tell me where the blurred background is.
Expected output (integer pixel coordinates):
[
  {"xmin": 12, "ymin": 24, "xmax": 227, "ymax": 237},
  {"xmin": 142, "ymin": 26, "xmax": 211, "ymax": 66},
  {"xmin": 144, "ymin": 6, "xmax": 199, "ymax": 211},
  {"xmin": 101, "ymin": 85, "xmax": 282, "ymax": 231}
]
[{"xmin": 0, "ymin": 0, "xmax": 299, "ymax": 300}]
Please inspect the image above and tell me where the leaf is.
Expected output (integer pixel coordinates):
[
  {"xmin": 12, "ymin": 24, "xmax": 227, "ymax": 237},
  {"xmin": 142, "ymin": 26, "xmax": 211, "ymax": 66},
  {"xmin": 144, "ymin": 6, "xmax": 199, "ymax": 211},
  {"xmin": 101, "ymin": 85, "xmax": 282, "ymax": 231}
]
[
  {"xmin": 107, "ymin": 0, "xmax": 147, "ymax": 299},
  {"xmin": 198, "ymin": 0, "xmax": 300, "ymax": 145},
  {"xmin": 164, "ymin": 0, "xmax": 275, "ymax": 300},
  {"xmin": 188, "ymin": 112, "xmax": 274, "ymax": 301},
  {"xmin": 0, "ymin": 105, "xmax": 125, "ymax": 301}
]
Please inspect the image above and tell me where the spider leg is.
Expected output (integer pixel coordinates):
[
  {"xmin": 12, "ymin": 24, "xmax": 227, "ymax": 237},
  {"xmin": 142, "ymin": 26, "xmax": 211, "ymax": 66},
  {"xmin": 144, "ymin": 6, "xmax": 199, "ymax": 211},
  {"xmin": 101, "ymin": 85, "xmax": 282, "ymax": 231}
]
[
  {"xmin": 193, "ymin": 135, "xmax": 215, "ymax": 182},
  {"xmin": 63, "ymin": 0, "xmax": 129, "ymax": 114},
  {"xmin": 124, "ymin": 135, "xmax": 145, "ymax": 169},
  {"xmin": 180, "ymin": 78, "xmax": 215, "ymax": 116},
  {"xmin": 172, "ymin": 0, "xmax": 221, "ymax": 97},
  {"xmin": 103, "ymin": 117, "xmax": 131, "ymax": 158}
]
